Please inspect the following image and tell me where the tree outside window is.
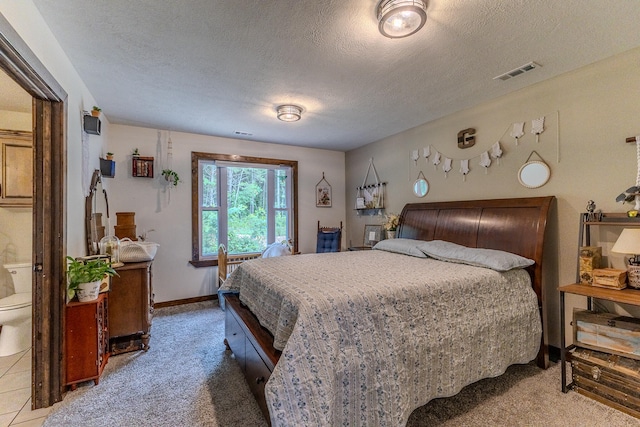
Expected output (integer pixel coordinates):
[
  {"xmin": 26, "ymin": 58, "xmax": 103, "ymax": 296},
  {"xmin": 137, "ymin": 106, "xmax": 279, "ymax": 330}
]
[{"xmin": 191, "ymin": 152, "xmax": 298, "ymax": 266}]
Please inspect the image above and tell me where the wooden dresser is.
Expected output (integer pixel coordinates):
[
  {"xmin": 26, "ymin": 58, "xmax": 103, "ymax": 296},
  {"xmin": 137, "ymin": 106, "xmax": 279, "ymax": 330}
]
[
  {"xmin": 65, "ymin": 293, "xmax": 109, "ymax": 390},
  {"xmin": 108, "ymin": 261, "xmax": 153, "ymax": 354}
]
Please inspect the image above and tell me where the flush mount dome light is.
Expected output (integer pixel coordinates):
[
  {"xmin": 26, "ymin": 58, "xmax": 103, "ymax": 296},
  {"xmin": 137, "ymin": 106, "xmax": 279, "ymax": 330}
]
[
  {"xmin": 277, "ymin": 105, "xmax": 302, "ymax": 122},
  {"xmin": 377, "ymin": 0, "xmax": 427, "ymax": 39}
]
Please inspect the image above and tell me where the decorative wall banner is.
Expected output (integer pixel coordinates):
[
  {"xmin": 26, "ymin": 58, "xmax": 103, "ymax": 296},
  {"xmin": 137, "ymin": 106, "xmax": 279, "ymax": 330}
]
[
  {"xmin": 511, "ymin": 122, "xmax": 525, "ymax": 145},
  {"xmin": 531, "ymin": 117, "xmax": 545, "ymax": 143},
  {"xmin": 410, "ymin": 111, "xmax": 557, "ymax": 182}
]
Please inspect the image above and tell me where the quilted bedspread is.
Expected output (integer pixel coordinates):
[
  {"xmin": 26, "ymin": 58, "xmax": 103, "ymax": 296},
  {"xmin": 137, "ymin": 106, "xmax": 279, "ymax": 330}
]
[{"xmin": 221, "ymin": 250, "xmax": 541, "ymax": 427}]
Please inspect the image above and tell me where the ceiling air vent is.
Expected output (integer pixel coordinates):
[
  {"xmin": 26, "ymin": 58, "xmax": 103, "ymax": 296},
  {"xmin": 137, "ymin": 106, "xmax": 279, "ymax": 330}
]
[{"xmin": 493, "ymin": 62, "xmax": 540, "ymax": 81}]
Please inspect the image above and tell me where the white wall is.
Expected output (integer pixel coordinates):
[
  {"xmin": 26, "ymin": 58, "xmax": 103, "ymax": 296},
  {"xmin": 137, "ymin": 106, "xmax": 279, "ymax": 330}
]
[
  {"xmin": 1, "ymin": 1, "xmax": 109, "ymax": 258},
  {"xmin": 106, "ymin": 125, "xmax": 345, "ymax": 303},
  {"xmin": 345, "ymin": 47, "xmax": 640, "ymax": 348}
]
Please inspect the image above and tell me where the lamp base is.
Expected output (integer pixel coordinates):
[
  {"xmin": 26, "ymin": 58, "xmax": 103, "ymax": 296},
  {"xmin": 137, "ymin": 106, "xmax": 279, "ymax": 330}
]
[{"xmin": 627, "ymin": 264, "xmax": 640, "ymax": 289}]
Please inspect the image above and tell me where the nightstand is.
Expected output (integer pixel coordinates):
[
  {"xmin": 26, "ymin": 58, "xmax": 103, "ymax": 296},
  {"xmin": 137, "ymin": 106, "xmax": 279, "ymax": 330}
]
[
  {"xmin": 65, "ymin": 293, "xmax": 109, "ymax": 390},
  {"xmin": 559, "ymin": 211, "xmax": 640, "ymax": 419}
]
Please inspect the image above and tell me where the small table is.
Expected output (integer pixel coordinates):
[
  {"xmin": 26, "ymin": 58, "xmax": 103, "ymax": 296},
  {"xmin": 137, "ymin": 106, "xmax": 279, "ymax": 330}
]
[{"xmin": 348, "ymin": 246, "xmax": 372, "ymax": 251}]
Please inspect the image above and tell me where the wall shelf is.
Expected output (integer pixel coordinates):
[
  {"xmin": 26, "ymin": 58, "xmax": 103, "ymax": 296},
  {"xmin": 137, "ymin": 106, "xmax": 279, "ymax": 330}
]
[
  {"xmin": 355, "ymin": 208, "xmax": 384, "ymax": 216},
  {"xmin": 83, "ymin": 114, "xmax": 101, "ymax": 135},
  {"xmin": 132, "ymin": 156, "xmax": 154, "ymax": 178},
  {"xmin": 100, "ymin": 158, "xmax": 115, "ymax": 178}
]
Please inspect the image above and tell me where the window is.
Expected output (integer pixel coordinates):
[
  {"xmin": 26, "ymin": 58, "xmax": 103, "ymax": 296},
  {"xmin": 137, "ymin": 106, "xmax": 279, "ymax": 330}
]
[{"xmin": 191, "ymin": 152, "xmax": 298, "ymax": 267}]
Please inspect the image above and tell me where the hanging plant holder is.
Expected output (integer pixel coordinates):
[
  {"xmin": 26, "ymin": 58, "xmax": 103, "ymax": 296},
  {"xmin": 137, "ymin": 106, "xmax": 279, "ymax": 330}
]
[
  {"xmin": 162, "ymin": 169, "xmax": 180, "ymax": 187},
  {"xmin": 356, "ymin": 158, "xmax": 386, "ymax": 211}
]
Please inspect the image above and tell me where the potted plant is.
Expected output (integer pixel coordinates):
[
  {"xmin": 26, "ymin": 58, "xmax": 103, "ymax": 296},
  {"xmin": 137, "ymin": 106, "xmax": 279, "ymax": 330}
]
[
  {"xmin": 91, "ymin": 106, "xmax": 101, "ymax": 117},
  {"xmin": 66, "ymin": 256, "xmax": 118, "ymax": 302},
  {"xmin": 106, "ymin": 152, "xmax": 114, "ymax": 161},
  {"xmin": 162, "ymin": 169, "xmax": 180, "ymax": 187},
  {"xmin": 132, "ymin": 148, "xmax": 140, "ymax": 157}
]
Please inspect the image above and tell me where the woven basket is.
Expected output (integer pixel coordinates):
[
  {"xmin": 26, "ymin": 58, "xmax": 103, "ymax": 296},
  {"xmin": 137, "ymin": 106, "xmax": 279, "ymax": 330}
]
[{"xmin": 119, "ymin": 238, "xmax": 159, "ymax": 262}]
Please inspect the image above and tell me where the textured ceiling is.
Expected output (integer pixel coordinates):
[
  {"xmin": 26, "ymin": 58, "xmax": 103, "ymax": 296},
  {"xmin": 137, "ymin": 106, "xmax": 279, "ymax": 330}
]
[{"xmin": 21, "ymin": 0, "xmax": 640, "ymax": 151}]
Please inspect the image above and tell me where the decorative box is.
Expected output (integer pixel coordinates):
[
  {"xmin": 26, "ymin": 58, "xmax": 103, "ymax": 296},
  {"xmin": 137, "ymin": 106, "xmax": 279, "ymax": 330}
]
[
  {"xmin": 570, "ymin": 347, "xmax": 640, "ymax": 418},
  {"xmin": 573, "ymin": 310, "xmax": 640, "ymax": 360},
  {"xmin": 628, "ymin": 264, "xmax": 640, "ymax": 289},
  {"xmin": 579, "ymin": 246, "xmax": 601, "ymax": 285},
  {"xmin": 591, "ymin": 268, "xmax": 627, "ymax": 290}
]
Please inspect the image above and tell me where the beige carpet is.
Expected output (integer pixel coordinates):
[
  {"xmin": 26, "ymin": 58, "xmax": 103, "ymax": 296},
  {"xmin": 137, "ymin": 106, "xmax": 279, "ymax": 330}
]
[{"xmin": 43, "ymin": 301, "xmax": 638, "ymax": 426}]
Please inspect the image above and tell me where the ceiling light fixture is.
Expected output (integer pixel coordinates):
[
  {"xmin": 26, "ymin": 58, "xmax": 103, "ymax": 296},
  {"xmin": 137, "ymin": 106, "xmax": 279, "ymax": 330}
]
[
  {"xmin": 377, "ymin": 0, "xmax": 427, "ymax": 39},
  {"xmin": 277, "ymin": 105, "xmax": 302, "ymax": 122}
]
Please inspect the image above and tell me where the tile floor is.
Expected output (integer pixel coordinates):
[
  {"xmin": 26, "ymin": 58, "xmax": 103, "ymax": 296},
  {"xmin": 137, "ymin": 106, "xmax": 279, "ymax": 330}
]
[{"xmin": 0, "ymin": 349, "xmax": 51, "ymax": 427}]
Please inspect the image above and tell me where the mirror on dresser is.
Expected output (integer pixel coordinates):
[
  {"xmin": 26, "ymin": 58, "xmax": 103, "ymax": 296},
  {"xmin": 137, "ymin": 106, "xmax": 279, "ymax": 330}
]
[
  {"xmin": 83, "ymin": 168, "xmax": 155, "ymax": 354},
  {"xmin": 85, "ymin": 169, "xmax": 110, "ymax": 255}
]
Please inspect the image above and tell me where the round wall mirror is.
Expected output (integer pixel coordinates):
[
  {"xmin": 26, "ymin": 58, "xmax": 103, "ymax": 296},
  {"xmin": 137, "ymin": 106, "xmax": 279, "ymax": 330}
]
[
  {"xmin": 518, "ymin": 161, "xmax": 550, "ymax": 189},
  {"xmin": 413, "ymin": 178, "xmax": 429, "ymax": 197}
]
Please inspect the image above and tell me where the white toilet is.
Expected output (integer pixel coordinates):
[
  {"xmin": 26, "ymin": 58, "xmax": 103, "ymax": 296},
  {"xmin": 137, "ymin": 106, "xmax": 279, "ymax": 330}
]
[{"xmin": 0, "ymin": 263, "xmax": 32, "ymax": 356}]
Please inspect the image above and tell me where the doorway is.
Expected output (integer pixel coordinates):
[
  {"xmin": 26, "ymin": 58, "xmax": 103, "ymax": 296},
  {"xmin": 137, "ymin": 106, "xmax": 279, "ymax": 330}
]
[{"xmin": 0, "ymin": 17, "xmax": 67, "ymax": 408}]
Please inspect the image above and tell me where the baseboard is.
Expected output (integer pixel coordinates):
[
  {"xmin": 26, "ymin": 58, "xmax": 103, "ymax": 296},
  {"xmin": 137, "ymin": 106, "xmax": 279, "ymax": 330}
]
[{"xmin": 154, "ymin": 294, "xmax": 217, "ymax": 309}]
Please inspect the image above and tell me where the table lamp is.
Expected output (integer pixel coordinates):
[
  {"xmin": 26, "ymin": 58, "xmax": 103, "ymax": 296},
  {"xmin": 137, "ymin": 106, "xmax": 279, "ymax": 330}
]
[{"xmin": 611, "ymin": 228, "xmax": 640, "ymax": 289}]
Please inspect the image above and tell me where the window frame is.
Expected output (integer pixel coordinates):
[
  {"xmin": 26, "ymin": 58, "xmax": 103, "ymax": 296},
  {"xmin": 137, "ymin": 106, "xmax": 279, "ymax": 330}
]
[{"xmin": 190, "ymin": 152, "xmax": 298, "ymax": 267}]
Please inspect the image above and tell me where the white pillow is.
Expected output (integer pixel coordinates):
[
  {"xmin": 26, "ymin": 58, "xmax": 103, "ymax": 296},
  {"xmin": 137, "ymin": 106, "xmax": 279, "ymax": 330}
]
[
  {"xmin": 262, "ymin": 242, "xmax": 291, "ymax": 258},
  {"xmin": 373, "ymin": 238, "xmax": 427, "ymax": 258},
  {"xmin": 416, "ymin": 240, "xmax": 534, "ymax": 271}
]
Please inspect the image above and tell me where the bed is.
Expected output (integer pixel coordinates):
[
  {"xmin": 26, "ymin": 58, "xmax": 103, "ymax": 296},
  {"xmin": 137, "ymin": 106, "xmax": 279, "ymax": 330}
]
[{"xmin": 220, "ymin": 196, "xmax": 554, "ymax": 426}]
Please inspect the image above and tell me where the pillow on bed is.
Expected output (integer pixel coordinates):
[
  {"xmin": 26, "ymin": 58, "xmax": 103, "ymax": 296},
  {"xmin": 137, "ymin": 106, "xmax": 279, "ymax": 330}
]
[
  {"xmin": 262, "ymin": 242, "xmax": 292, "ymax": 258},
  {"xmin": 416, "ymin": 240, "xmax": 534, "ymax": 271},
  {"xmin": 372, "ymin": 238, "xmax": 427, "ymax": 258}
]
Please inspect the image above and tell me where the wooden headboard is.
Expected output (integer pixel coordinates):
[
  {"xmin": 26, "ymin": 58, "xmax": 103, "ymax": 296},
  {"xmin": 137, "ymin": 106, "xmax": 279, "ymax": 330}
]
[{"xmin": 397, "ymin": 196, "xmax": 555, "ymax": 367}]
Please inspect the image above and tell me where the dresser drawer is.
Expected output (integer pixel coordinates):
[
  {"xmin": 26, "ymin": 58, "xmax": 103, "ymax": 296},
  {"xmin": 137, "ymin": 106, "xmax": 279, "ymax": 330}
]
[
  {"xmin": 225, "ymin": 307, "xmax": 246, "ymax": 371},
  {"xmin": 245, "ymin": 338, "xmax": 272, "ymax": 420}
]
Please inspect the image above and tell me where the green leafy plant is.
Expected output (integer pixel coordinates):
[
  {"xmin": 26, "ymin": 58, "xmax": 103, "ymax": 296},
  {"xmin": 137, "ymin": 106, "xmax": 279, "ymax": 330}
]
[
  {"xmin": 162, "ymin": 169, "xmax": 180, "ymax": 187},
  {"xmin": 106, "ymin": 152, "xmax": 113, "ymax": 156},
  {"xmin": 66, "ymin": 256, "xmax": 118, "ymax": 300},
  {"xmin": 92, "ymin": 106, "xmax": 102, "ymax": 112}
]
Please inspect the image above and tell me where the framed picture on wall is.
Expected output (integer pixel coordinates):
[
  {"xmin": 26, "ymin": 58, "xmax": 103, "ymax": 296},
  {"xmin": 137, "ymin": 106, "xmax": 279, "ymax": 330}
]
[
  {"xmin": 363, "ymin": 224, "xmax": 382, "ymax": 247},
  {"xmin": 315, "ymin": 173, "xmax": 332, "ymax": 207}
]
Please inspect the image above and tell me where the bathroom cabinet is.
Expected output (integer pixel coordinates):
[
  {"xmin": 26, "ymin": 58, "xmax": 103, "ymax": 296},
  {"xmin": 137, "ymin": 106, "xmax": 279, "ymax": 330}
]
[
  {"xmin": 108, "ymin": 261, "xmax": 153, "ymax": 354},
  {"xmin": 65, "ymin": 293, "xmax": 109, "ymax": 390},
  {"xmin": 0, "ymin": 130, "xmax": 33, "ymax": 207}
]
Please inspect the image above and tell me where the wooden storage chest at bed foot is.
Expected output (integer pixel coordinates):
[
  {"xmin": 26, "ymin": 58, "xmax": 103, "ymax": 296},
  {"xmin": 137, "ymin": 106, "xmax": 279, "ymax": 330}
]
[
  {"xmin": 223, "ymin": 294, "xmax": 280, "ymax": 424},
  {"xmin": 570, "ymin": 347, "xmax": 640, "ymax": 418}
]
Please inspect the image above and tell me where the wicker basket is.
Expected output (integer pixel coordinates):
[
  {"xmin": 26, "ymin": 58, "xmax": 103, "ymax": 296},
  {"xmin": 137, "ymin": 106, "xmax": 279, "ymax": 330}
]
[{"xmin": 119, "ymin": 238, "xmax": 159, "ymax": 262}]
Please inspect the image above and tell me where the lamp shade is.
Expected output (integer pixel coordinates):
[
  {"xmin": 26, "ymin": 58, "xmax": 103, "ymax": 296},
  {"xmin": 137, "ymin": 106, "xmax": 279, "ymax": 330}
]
[
  {"xmin": 377, "ymin": 0, "xmax": 427, "ymax": 39},
  {"xmin": 611, "ymin": 228, "xmax": 640, "ymax": 255}
]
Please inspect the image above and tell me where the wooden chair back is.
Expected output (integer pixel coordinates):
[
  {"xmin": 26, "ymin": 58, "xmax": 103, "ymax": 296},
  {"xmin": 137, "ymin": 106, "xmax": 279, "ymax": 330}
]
[
  {"xmin": 316, "ymin": 221, "xmax": 343, "ymax": 253},
  {"xmin": 217, "ymin": 244, "xmax": 262, "ymax": 288}
]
